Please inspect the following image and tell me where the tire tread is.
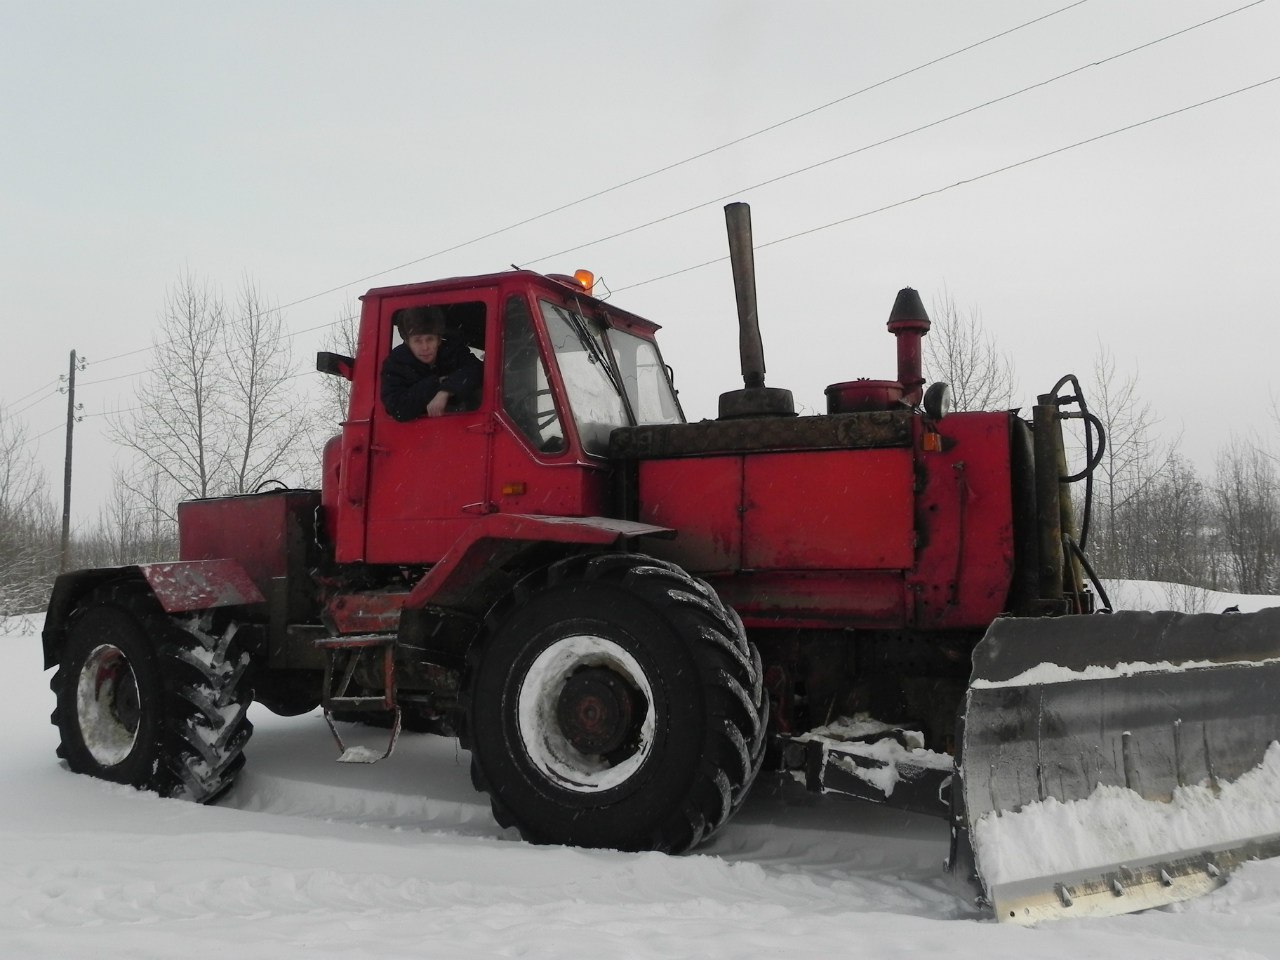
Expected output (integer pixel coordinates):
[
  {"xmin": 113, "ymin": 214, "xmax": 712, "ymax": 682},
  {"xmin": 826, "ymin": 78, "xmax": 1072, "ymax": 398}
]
[{"xmin": 463, "ymin": 552, "xmax": 768, "ymax": 854}]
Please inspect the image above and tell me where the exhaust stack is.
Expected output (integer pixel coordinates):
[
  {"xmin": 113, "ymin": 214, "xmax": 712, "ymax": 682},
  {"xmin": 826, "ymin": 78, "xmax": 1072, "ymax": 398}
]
[
  {"xmin": 718, "ymin": 202, "xmax": 795, "ymax": 419},
  {"xmin": 886, "ymin": 287, "xmax": 930, "ymax": 406}
]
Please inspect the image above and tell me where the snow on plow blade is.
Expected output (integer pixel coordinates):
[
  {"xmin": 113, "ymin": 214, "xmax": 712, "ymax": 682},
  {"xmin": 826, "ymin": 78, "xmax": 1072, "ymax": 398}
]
[{"xmin": 954, "ymin": 608, "xmax": 1280, "ymax": 925}]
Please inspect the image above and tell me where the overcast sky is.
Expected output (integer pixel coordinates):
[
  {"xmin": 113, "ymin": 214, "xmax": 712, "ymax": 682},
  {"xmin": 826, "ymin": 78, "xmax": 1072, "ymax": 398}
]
[{"xmin": 3, "ymin": 1, "xmax": 1278, "ymax": 525}]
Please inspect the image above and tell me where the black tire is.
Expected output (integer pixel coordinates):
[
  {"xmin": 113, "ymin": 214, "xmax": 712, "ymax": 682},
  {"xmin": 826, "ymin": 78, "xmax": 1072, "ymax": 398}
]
[
  {"xmin": 50, "ymin": 584, "xmax": 254, "ymax": 803},
  {"xmin": 460, "ymin": 553, "xmax": 767, "ymax": 853}
]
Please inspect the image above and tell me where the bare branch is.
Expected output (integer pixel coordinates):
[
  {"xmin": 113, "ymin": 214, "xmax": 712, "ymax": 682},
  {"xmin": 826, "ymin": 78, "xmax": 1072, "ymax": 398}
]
[
  {"xmin": 109, "ymin": 269, "xmax": 228, "ymax": 500},
  {"xmin": 0, "ymin": 403, "xmax": 58, "ymax": 614},
  {"xmin": 922, "ymin": 289, "xmax": 1018, "ymax": 412}
]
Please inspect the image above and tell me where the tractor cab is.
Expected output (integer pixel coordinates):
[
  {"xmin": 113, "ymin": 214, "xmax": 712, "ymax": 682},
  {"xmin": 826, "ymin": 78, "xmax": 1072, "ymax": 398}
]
[{"xmin": 318, "ymin": 269, "xmax": 683, "ymax": 566}]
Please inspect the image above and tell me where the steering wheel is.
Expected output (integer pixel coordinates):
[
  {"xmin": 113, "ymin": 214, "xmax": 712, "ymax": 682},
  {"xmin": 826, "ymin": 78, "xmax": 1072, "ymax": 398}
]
[{"xmin": 531, "ymin": 388, "xmax": 559, "ymax": 429}]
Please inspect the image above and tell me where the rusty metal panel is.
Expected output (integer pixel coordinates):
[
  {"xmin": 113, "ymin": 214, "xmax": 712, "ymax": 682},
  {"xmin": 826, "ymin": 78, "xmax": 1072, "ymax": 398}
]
[
  {"xmin": 713, "ymin": 571, "xmax": 908, "ymax": 629},
  {"xmin": 178, "ymin": 491, "xmax": 320, "ymax": 622},
  {"xmin": 636, "ymin": 457, "xmax": 742, "ymax": 573},
  {"xmin": 179, "ymin": 491, "xmax": 320, "ymax": 588},
  {"xmin": 404, "ymin": 513, "xmax": 674, "ymax": 613},
  {"xmin": 742, "ymin": 449, "xmax": 914, "ymax": 570},
  {"xmin": 611, "ymin": 410, "xmax": 912, "ymax": 460},
  {"xmin": 909, "ymin": 412, "xmax": 1015, "ymax": 629},
  {"xmin": 324, "ymin": 591, "xmax": 407, "ymax": 634},
  {"xmin": 138, "ymin": 560, "xmax": 265, "ymax": 613}
]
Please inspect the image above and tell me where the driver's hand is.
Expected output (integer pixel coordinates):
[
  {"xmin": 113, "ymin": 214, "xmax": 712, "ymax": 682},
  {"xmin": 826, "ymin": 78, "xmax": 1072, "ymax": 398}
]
[{"xmin": 426, "ymin": 390, "xmax": 451, "ymax": 418}]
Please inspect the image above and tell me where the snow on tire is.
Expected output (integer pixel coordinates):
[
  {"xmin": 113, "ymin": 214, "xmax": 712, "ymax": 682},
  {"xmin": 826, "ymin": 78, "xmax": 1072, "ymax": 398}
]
[
  {"xmin": 51, "ymin": 584, "xmax": 253, "ymax": 804},
  {"xmin": 460, "ymin": 553, "xmax": 768, "ymax": 854}
]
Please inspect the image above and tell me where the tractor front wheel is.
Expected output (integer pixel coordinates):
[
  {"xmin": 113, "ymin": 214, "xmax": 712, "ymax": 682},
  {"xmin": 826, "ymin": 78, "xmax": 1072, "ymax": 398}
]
[
  {"xmin": 462, "ymin": 554, "xmax": 766, "ymax": 853},
  {"xmin": 51, "ymin": 586, "xmax": 254, "ymax": 803}
]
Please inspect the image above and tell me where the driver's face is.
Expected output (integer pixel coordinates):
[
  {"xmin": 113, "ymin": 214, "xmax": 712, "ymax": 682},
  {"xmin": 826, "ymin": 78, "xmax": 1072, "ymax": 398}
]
[{"xmin": 407, "ymin": 333, "xmax": 441, "ymax": 365}]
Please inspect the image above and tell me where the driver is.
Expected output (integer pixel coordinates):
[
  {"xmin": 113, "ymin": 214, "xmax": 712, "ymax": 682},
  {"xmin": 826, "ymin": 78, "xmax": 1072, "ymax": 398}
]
[{"xmin": 380, "ymin": 306, "xmax": 483, "ymax": 421}]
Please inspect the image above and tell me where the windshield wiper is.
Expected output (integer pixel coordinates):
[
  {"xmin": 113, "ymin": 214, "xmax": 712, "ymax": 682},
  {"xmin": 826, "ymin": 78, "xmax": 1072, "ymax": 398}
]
[
  {"xmin": 565, "ymin": 299, "xmax": 636, "ymax": 424},
  {"xmin": 563, "ymin": 302, "xmax": 619, "ymax": 388}
]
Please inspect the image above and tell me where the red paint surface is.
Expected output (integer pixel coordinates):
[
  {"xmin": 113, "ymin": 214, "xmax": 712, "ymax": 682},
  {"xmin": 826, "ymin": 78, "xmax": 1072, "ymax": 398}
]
[
  {"xmin": 178, "ymin": 491, "xmax": 319, "ymax": 598},
  {"xmin": 138, "ymin": 560, "xmax": 264, "ymax": 613},
  {"xmin": 326, "ymin": 273, "xmax": 637, "ymax": 566},
  {"xmin": 636, "ymin": 415, "xmax": 1014, "ymax": 630}
]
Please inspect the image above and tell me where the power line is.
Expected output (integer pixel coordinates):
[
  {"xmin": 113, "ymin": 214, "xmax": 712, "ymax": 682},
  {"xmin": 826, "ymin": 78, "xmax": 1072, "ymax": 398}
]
[
  {"xmin": 5, "ymin": 377, "xmax": 61, "ymax": 408},
  {"xmin": 68, "ymin": 60, "xmax": 1280, "ymax": 406},
  {"xmin": 9, "ymin": 384, "xmax": 63, "ymax": 419},
  {"xmin": 285, "ymin": 313, "xmax": 359, "ymax": 342},
  {"xmin": 83, "ymin": 0, "xmax": 1092, "ymax": 372},
  {"xmin": 32, "ymin": 420, "xmax": 68, "ymax": 441},
  {"xmin": 616, "ymin": 74, "xmax": 1280, "ymax": 293},
  {"xmin": 34, "ymin": 403, "xmax": 145, "ymax": 441},
  {"xmin": 521, "ymin": 0, "xmax": 1269, "ymax": 269},
  {"xmin": 243, "ymin": 0, "xmax": 1094, "ymax": 306},
  {"xmin": 79, "ymin": 369, "xmax": 153, "ymax": 388},
  {"xmin": 81, "ymin": 343, "xmax": 152, "ymax": 367},
  {"xmin": 83, "ymin": 406, "xmax": 141, "ymax": 421},
  {"xmin": 78, "ymin": 63, "xmax": 1276, "ymax": 415},
  {"xmin": 45, "ymin": 3, "xmax": 1273, "ymax": 409}
]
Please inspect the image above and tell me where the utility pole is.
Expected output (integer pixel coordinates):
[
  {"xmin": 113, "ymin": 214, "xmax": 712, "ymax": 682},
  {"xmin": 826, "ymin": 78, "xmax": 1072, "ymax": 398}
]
[{"xmin": 59, "ymin": 349, "xmax": 84, "ymax": 572}]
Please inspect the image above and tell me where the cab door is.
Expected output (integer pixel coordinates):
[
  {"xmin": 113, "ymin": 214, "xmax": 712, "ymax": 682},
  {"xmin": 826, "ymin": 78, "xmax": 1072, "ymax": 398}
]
[{"xmin": 362, "ymin": 292, "xmax": 494, "ymax": 565}]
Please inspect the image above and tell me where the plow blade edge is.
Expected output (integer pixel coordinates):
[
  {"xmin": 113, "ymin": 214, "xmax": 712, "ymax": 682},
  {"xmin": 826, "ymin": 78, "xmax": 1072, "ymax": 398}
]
[{"xmin": 954, "ymin": 608, "xmax": 1280, "ymax": 924}]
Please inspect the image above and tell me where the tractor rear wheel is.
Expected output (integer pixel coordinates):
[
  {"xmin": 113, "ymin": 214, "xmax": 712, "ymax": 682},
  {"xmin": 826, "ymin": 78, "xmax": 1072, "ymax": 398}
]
[
  {"xmin": 51, "ymin": 585, "xmax": 254, "ymax": 803},
  {"xmin": 461, "ymin": 553, "xmax": 767, "ymax": 853}
]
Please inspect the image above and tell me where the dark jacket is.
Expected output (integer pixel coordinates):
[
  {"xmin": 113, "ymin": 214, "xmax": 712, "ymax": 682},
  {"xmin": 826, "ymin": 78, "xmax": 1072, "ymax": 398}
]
[{"xmin": 380, "ymin": 340, "xmax": 483, "ymax": 422}]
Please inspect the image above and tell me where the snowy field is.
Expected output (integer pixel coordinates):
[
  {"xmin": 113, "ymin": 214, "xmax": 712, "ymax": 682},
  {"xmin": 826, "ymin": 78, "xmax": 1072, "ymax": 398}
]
[{"xmin": 4, "ymin": 586, "xmax": 1280, "ymax": 959}]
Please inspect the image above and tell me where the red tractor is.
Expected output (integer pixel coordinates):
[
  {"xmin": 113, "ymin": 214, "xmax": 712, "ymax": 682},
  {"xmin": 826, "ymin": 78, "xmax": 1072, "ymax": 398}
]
[{"xmin": 42, "ymin": 204, "xmax": 1280, "ymax": 922}]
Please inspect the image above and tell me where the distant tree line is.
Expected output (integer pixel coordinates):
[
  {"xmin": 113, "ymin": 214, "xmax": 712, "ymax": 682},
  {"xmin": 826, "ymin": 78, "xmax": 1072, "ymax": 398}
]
[
  {"xmin": 0, "ymin": 407, "xmax": 59, "ymax": 616},
  {"xmin": 0, "ymin": 282, "xmax": 1275, "ymax": 616}
]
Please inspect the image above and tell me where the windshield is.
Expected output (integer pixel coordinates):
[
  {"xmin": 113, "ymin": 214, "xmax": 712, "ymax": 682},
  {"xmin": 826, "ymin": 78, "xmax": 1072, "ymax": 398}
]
[
  {"xmin": 538, "ymin": 299, "xmax": 683, "ymax": 455},
  {"xmin": 605, "ymin": 328, "xmax": 682, "ymax": 426}
]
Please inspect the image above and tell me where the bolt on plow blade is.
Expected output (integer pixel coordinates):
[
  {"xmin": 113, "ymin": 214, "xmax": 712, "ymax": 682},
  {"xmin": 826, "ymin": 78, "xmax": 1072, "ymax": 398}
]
[{"xmin": 953, "ymin": 607, "xmax": 1280, "ymax": 925}]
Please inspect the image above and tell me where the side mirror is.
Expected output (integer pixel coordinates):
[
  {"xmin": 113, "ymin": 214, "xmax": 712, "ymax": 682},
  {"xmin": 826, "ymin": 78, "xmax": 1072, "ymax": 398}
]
[{"xmin": 316, "ymin": 352, "xmax": 354, "ymax": 381}]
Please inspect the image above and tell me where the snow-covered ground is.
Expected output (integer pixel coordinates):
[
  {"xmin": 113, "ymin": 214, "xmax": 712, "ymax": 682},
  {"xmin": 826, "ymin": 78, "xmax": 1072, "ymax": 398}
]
[
  {"xmin": 1101, "ymin": 579, "xmax": 1280, "ymax": 615},
  {"xmin": 4, "ymin": 588, "xmax": 1280, "ymax": 959}
]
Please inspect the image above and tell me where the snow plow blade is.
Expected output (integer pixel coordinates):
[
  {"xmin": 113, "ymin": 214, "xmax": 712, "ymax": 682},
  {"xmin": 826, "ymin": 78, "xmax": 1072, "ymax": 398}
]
[{"xmin": 953, "ymin": 608, "xmax": 1280, "ymax": 925}]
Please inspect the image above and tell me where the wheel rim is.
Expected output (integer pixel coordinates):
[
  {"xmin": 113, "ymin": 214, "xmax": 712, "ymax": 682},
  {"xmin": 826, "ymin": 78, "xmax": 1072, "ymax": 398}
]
[
  {"xmin": 75, "ymin": 644, "xmax": 141, "ymax": 766},
  {"xmin": 517, "ymin": 634, "xmax": 655, "ymax": 793}
]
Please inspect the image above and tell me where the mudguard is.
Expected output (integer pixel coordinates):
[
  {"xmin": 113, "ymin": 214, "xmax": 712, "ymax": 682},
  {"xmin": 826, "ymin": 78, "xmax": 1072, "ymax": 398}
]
[
  {"xmin": 404, "ymin": 513, "xmax": 673, "ymax": 613},
  {"xmin": 954, "ymin": 608, "xmax": 1280, "ymax": 924},
  {"xmin": 42, "ymin": 561, "xmax": 265, "ymax": 670}
]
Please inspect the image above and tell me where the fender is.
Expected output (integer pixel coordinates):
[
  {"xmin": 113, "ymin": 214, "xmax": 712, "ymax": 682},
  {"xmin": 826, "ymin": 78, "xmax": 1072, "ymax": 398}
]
[
  {"xmin": 42, "ymin": 560, "xmax": 265, "ymax": 670},
  {"xmin": 407, "ymin": 513, "xmax": 673, "ymax": 614}
]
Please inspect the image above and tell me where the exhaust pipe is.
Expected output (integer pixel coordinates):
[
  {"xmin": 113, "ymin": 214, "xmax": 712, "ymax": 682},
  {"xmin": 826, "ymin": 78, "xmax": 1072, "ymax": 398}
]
[
  {"xmin": 886, "ymin": 288, "xmax": 930, "ymax": 406},
  {"xmin": 718, "ymin": 202, "xmax": 795, "ymax": 419}
]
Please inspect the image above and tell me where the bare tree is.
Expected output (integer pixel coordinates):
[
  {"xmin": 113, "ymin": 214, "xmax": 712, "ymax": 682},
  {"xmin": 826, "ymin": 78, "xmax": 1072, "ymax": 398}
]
[
  {"xmin": 1123, "ymin": 454, "xmax": 1210, "ymax": 586},
  {"xmin": 222, "ymin": 276, "xmax": 304, "ymax": 493},
  {"xmin": 923, "ymin": 289, "xmax": 1017, "ymax": 411},
  {"xmin": 315, "ymin": 299, "xmax": 359, "ymax": 428},
  {"xmin": 110, "ymin": 270, "xmax": 305, "ymax": 518},
  {"xmin": 111, "ymin": 269, "xmax": 227, "ymax": 511},
  {"xmin": 1085, "ymin": 346, "xmax": 1175, "ymax": 579},
  {"xmin": 0, "ymin": 404, "xmax": 58, "ymax": 615},
  {"xmin": 1210, "ymin": 434, "xmax": 1279, "ymax": 593},
  {"xmin": 298, "ymin": 302, "xmax": 360, "ymax": 488},
  {"xmin": 77, "ymin": 467, "xmax": 178, "ymax": 568}
]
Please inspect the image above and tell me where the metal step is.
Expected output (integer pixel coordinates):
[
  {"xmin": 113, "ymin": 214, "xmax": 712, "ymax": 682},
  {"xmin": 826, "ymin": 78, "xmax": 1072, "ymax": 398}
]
[{"xmin": 317, "ymin": 633, "xmax": 401, "ymax": 763}]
